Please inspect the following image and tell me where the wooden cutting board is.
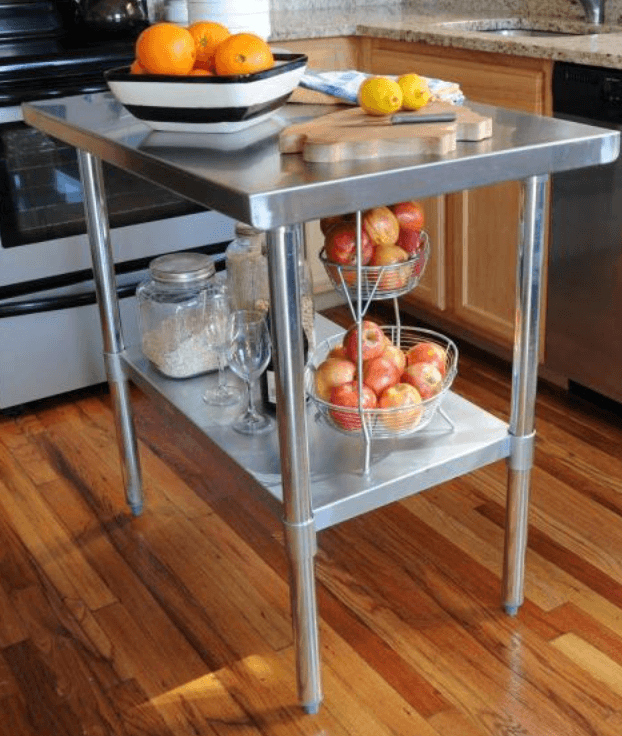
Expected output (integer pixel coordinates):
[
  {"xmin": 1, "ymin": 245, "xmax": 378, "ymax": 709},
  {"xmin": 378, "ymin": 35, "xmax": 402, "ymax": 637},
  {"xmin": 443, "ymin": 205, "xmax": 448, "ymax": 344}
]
[{"xmin": 279, "ymin": 100, "xmax": 493, "ymax": 163}]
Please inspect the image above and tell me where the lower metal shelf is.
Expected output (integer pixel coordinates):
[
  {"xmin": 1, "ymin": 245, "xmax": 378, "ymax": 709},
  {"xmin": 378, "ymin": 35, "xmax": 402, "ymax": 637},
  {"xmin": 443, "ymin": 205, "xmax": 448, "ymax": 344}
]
[{"xmin": 121, "ymin": 329, "xmax": 510, "ymax": 531}]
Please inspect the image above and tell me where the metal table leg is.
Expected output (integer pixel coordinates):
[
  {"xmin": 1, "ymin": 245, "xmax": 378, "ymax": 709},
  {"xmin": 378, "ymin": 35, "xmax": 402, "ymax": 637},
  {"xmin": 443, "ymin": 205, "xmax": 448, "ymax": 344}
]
[
  {"xmin": 503, "ymin": 174, "xmax": 548, "ymax": 615},
  {"xmin": 78, "ymin": 150, "xmax": 144, "ymax": 516},
  {"xmin": 266, "ymin": 224, "xmax": 322, "ymax": 713}
]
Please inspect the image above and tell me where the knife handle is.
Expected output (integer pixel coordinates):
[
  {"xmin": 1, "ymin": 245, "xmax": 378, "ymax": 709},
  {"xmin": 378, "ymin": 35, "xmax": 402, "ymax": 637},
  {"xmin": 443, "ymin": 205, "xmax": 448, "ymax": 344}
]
[{"xmin": 390, "ymin": 112, "xmax": 457, "ymax": 125}]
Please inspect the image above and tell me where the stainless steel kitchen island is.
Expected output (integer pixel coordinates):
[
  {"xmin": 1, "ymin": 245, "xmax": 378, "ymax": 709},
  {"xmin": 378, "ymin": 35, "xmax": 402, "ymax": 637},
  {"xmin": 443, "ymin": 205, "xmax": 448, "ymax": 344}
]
[{"xmin": 22, "ymin": 92, "xmax": 619, "ymax": 714}]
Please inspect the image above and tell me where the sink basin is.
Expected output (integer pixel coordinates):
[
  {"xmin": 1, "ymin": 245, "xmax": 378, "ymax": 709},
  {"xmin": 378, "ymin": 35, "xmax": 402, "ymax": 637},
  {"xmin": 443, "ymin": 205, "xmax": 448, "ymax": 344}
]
[
  {"xmin": 481, "ymin": 28, "xmax": 589, "ymax": 37},
  {"xmin": 436, "ymin": 20, "xmax": 615, "ymax": 37}
]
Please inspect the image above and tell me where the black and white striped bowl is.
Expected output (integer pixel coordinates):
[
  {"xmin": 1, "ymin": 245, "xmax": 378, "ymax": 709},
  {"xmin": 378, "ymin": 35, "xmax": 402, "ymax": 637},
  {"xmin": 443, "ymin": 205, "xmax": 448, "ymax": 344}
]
[{"xmin": 104, "ymin": 52, "xmax": 307, "ymax": 133}]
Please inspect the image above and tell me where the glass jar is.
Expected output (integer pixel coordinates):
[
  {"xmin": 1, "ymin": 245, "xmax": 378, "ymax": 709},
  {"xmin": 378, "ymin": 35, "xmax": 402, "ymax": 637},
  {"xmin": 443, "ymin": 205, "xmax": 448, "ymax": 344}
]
[
  {"xmin": 136, "ymin": 252, "xmax": 219, "ymax": 378},
  {"xmin": 226, "ymin": 222, "xmax": 270, "ymax": 312}
]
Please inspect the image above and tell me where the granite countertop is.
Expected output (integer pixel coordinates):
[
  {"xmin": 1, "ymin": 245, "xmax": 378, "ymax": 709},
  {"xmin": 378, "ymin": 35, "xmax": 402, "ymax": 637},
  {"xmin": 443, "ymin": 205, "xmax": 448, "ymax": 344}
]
[{"xmin": 270, "ymin": 6, "xmax": 622, "ymax": 70}]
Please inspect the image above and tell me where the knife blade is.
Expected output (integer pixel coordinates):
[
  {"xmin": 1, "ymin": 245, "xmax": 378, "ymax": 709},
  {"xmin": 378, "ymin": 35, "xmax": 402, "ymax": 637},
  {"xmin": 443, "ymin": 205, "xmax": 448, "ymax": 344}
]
[{"xmin": 390, "ymin": 112, "xmax": 457, "ymax": 125}]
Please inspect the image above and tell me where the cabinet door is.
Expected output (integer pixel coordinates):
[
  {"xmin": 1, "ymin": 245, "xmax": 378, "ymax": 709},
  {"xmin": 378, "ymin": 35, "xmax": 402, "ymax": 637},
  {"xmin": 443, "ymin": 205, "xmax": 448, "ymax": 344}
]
[
  {"xmin": 365, "ymin": 39, "xmax": 552, "ymax": 351},
  {"xmin": 277, "ymin": 37, "xmax": 360, "ymax": 70}
]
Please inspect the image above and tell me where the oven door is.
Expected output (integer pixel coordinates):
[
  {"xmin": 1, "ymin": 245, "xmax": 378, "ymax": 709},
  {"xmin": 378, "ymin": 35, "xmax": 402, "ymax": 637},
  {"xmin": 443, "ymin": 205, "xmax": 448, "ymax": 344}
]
[
  {"xmin": 0, "ymin": 269, "xmax": 144, "ymax": 410},
  {"xmin": 0, "ymin": 119, "xmax": 236, "ymax": 288}
]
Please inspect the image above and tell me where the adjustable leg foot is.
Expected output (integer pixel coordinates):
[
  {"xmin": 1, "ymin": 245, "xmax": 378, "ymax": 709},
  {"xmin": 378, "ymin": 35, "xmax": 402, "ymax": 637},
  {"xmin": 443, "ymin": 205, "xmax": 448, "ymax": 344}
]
[
  {"xmin": 303, "ymin": 701, "xmax": 321, "ymax": 715},
  {"xmin": 504, "ymin": 604, "xmax": 520, "ymax": 617}
]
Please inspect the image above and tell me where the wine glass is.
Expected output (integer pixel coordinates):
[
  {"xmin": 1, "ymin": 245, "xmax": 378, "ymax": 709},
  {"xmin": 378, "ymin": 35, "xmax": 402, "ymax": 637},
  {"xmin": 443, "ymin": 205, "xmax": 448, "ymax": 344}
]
[
  {"xmin": 227, "ymin": 309, "xmax": 273, "ymax": 434},
  {"xmin": 202, "ymin": 284, "xmax": 243, "ymax": 407}
]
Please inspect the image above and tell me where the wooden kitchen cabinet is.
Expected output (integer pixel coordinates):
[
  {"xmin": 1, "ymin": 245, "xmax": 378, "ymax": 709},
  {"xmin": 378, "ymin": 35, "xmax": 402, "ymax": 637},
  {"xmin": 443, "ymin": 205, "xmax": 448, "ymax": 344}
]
[{"xmin": 362, "ymin": 38, "xmax": 553, "ymax": 354}]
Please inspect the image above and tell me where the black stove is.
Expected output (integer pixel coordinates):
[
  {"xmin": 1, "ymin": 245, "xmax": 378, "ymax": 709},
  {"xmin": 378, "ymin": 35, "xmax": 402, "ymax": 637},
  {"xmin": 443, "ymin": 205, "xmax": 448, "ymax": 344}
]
[
  {"xmin": 0, "ymin": 0, "xmax": 140, "ymax": 109},
  {"xmin": 0, "ymin": 37, "xmax": 136, "ymax": 107}
]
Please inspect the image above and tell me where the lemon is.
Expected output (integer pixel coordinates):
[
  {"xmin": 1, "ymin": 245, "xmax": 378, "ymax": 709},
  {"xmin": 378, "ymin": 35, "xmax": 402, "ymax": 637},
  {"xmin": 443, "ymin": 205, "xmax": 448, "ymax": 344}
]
[
  {"xmin": 397, "ymin": 74, "xmax": 432, "ymax": 111},
  {"xmin": 358, "ymin": 76, "xmax": 403, "ymax": 116}
]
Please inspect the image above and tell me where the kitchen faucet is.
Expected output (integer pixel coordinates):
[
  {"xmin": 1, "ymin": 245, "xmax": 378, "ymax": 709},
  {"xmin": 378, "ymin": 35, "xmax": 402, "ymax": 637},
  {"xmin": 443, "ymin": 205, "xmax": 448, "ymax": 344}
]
[{"xmin": 578, "ymin": 0, "xmax": 605, "ymax": 24}]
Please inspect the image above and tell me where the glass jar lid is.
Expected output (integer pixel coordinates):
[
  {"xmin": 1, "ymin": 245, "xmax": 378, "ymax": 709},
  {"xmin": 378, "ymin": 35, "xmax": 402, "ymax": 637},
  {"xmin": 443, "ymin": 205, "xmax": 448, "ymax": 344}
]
[
  {"xmin": 149, "ymin": 252, "xmax": 215, "ymax": 285},
  {"xmin": 235, "ymin": 222, "xmax": 264, "ymax": 238}
]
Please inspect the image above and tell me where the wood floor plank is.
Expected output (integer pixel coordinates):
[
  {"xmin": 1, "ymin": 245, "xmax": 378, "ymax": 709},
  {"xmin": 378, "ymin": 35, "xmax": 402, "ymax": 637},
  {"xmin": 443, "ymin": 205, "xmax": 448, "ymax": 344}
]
[
  {"xmin": 0, "ymin": 419, "xmax": 58, "ymax": 486},
  {"xmin": 552, "ymin": 632, "xmax": 622, "ymax": 698},
  {"xmin": 317, "ymin": 583, "xmax": 451, "ymax": 718},
  {"xmin": 0, "ymin": 443, "xmax": 117, "ymax": 612}
]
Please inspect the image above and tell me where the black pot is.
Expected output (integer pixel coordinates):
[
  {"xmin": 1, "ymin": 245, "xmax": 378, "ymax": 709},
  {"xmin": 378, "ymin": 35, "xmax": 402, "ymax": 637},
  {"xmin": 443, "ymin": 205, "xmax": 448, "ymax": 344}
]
[{"xmin": 78, "ymin": 0, "xmax": 148, "ymax": 34}]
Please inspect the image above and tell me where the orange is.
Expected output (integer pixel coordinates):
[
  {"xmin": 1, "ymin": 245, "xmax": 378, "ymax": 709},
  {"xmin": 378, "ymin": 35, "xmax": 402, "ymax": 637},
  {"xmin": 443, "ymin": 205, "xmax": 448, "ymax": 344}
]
[
  {"xmin": 136, "ymin": 22, "xmax": 196, "ymax": 75},
  {"xmin": 213, "ymin": 33, "xmax": 274, "ymax": 76},
  {"xmin": 188, "ymin": 21, "xmax": 230, "ymax": 67},
  {"xmin": 130, "ymin": 58, "xmax": 147, "ymax": 75},
  {"xmin": 193, "ymin": 58, "xmax": 216, "ymax": 73},
  {"xmin": 189, "ymin": 67, "xmax": 212, "ymax": 75}
]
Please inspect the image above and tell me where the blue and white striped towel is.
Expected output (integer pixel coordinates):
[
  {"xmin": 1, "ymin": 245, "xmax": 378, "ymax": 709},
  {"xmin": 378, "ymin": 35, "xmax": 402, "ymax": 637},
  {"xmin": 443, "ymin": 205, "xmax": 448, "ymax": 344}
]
[{"xmin": 299, "ymin": 70, "xmax": 465, "ymax": 106}]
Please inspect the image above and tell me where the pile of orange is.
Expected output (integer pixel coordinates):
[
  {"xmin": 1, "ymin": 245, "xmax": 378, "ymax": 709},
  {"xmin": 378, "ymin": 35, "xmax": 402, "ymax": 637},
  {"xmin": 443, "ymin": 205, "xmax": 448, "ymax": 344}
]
[{"xmin": 131, "ymin": 21, "xmax": 274, "ymax": 77}]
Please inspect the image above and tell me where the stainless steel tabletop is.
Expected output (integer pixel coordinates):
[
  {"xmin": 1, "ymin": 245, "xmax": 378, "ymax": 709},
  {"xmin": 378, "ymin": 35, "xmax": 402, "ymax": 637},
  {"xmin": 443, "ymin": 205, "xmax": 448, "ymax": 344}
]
[{"xmin": 22, "ymin": 92, "xmax": 619, "ymax": 230}]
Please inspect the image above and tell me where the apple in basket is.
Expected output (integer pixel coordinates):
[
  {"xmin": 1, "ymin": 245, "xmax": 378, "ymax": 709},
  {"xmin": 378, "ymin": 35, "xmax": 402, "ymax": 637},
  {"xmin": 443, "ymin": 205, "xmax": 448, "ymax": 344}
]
[
  {"xmin": 320, "ymin": 213, "xmax": 355, "ymax": 236},
  {"xmin": 369, "ymin": 245, "xmax": 410, "ymax": 290},
  {"xmin": 363, "ymin": 206, "xmax": 400, "ymax": 247},
  {"xmin": 324, "ymin": 222, "xmax": 373, "ymax": 266},
  {"xmin": 380, "ymin": 342, "xmax": 407, "ymax": 375},
  {"xmin": 362, "ymin": 355, "xmax": 401, "ymax": 397},
  {"xmin": 378, "ymin": 383, "xmax": 423, "ymax": 432},
  {"xmin": 327, "ymin": 344, "xmax": 349, "ymax": 361},
  {"xmin": 401, "ymin": 362, "xmax": 444, "ymax": 400},
  {"xmin": 390, "ymin": 200, "xmax": 425, "ymax": 231},
  {"xmin": 396, "ymin": 226, "xmax": 425, "ymax": 257},
  {"xmin": 314, "ymin": 357, "xmax": 356, "ymax": 402},
  {"xmin": 406, "ymin": 342, "xmax": 447, "ymax": 377},
  {"xmin": 329, "ymin": 381, "xmax": 377, "ymax": 431},
  {"xmin": 343, "ymin": 320, "xmax": 386, "ymax": 363}
]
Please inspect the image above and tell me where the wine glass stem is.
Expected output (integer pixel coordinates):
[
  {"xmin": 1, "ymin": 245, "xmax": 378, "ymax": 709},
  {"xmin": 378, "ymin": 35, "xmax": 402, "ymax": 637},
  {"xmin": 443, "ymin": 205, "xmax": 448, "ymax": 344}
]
[
  {"xmin": 243, "ymin": 378, "xmax": 263, "ymax": 421},
  {"xmin": 217, "ymin": 351, "xmax": 228, "ymax": 392}
]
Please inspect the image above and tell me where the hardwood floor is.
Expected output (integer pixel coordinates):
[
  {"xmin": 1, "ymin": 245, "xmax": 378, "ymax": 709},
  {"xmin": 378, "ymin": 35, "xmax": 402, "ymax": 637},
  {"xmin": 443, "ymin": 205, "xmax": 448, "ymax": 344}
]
[{"xmin": 1, "ymin": 305, "xmax": 621, "ymax": 736}]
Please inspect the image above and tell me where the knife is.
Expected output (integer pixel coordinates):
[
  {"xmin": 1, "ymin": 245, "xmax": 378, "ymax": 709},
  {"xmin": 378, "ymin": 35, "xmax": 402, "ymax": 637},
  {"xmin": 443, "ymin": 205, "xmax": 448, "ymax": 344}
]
[{"xmin": 390, "ymin": 111, "xmax": 457, "ymax": 125}]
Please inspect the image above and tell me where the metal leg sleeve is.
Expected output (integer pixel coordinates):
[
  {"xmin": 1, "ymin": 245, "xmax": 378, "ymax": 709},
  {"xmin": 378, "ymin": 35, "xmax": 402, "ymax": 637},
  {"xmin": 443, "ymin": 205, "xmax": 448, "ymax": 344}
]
[
  {"xmin": 503, "ymin": 174, "xmax": 548, "ymax": 614},
  {"xmin": 78, "ymin": 149, "xmax": 144, "ymax": 515},
  {"xmin": 104, "ymin": 353, "xmax": 144, "ymax": 515},
  {"xmin": 266, "ymin": 224, "xmax": 323, "ymax": 712},
  {"xmin": 503, "ymin": 433, "xmax": 535, "ymax": 614},
  {"xmin": 284, "ymin": 518, "xmax": 322, "ymax": 713}
]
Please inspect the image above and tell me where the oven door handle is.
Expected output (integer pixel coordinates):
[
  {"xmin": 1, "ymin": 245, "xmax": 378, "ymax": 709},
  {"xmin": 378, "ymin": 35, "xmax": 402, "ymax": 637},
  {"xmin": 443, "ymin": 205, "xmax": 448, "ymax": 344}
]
[{"xmin": 0, "ymin": 282, "xmax": 139, "ymax": 318}]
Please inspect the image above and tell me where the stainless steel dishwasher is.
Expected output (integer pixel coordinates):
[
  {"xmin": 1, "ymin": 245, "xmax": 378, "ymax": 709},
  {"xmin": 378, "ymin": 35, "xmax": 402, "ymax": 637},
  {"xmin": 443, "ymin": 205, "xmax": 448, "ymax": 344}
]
[{"xmin": 546, "ymin": 61, "xmax": 622, "ymax": 405}]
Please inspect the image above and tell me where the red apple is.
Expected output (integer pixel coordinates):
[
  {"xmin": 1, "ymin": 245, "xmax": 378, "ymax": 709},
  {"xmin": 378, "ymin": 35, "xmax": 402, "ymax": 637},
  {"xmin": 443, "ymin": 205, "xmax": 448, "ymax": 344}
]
[
  {"xmin": 369, "ymin": 245, "xmax": 410, "ymax": 290},
  {"xmin": 363, "ymin": 206, "xmax": 400, "ymax": 247},
  {"xmin": 361, "ymin": 355, "xmax": 401, "ymax": 397},
  {"xmin": 378, "ymin": 382, "xmax": 422, "ymax": 432},
  {"xmin": 324, "ymin": 222, "xmax": 373, "ymax": 266},
  {"xmin": 390, "ymin": 200, "xmax": 425, "ymax": 231},
  {"xmin": 406, "ymin": 342, "xmax": 447, "ymax": 377},
  {"xmin": 327, "ymin": 344, "xmax": 349, "ymax": 361},
  {"xmin": 320, "ymin": 212, "xmax": 355, "ymax": 235},
  {"xmin": 314, "ymin": 357, "xmax": 356, "ymax": 402},
  {"xmin": 380, "ymin": 342, "xmax": 407, "ymax": 375},
  {"xmin": 329, "ymin": 381, "xmax": 377, "ymax": 431},
  {"xmin": 401, "ymin": 362, "xmax": 444, "ymax": 400},
  {"xmin": 343, "ymin": 320, "xmax": 386, "ymax": 363},
  {"xmin": 396, "ymin": 226, "xmax": 424, "ymax": 256}
]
